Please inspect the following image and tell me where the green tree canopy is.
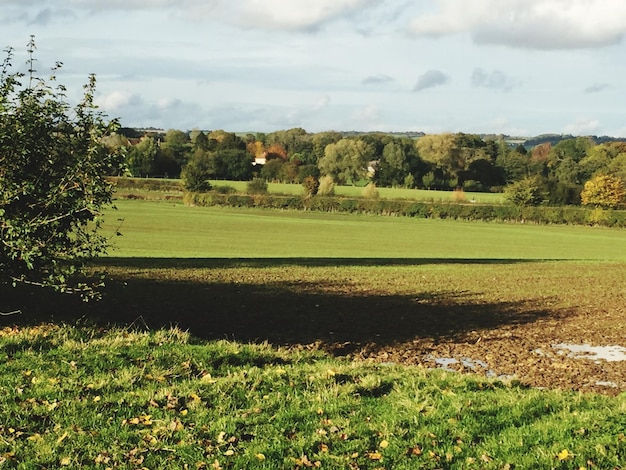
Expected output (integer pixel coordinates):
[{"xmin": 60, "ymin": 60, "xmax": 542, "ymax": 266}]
[
  {"xmin": 0, "ymin": 39, "xmax": 121, "ymax": 299},
  {"xmin": 318, "ymin": 138, "xmax": 374, "ymax": 185}
]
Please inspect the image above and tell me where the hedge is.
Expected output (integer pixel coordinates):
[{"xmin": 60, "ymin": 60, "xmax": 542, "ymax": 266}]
[{"xmin": 183, "ymin": 192, "xmax": 626, "ymax": 228}]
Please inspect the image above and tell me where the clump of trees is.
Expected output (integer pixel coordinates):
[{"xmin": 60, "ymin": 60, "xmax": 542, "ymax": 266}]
[
  {"xmin": 116, "ymin": 118, "xmax": 626, "ymax": 209},
  {"xmin": 0, "ymin": 38, "xmax": 122, "ymax": 299}
]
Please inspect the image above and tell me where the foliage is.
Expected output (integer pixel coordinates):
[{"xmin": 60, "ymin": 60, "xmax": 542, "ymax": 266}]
[
  {"xmin": 302, "ymin": 175, "xmax": 319, "ymax": 197},
  {"xmin": 0, "ymin": 38, "xmax": 121, "ymax": 298},
  {"xmin": 580, "ymin": 174, "xmax": 626, "ymax": 209},
  {"xmin": 246, "ymin": 177, "xmax": 268, "ymax": 195},
  {"xmin": 181, "ymin": 151, "xmax": 213, "ymax": 192},
  {"xmin": 318, "ymin": 138, "xmax": 374, "ymax": 184},
  {"xmin": 361, "ymin": 182, "xmax": 379, "ymax": 199},
  {"xmin": 317, "ymin": 175, "xmax": 336, "ymax": 196},
  {"xmin": 504, "ymin": 177, "xmax": 546, "ymax": 207}
]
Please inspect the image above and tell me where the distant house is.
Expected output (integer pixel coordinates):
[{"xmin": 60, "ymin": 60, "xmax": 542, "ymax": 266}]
[{"xmin": 253, "ymin": 152, "xmax": 267, "ymax": 166}]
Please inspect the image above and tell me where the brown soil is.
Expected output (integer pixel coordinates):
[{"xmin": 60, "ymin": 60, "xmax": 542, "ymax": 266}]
[{"xmin": 3, "ymin": 259, "xmax": 625, "ymax": 395}]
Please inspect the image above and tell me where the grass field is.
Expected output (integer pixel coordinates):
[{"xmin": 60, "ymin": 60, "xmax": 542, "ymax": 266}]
[
  {"xmin": 208, "ymin": 180, "xmax": 506, "ymax": 204},
  {"xmin": 1, "ymin": 198, "xmax": 625, "ymax": 468},
  {"xmin": 103, "ymin": 199, "xmax": 625, "ymax": 260}
]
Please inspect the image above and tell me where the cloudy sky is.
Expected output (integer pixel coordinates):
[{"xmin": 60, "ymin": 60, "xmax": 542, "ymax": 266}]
[{"xmin": 3, "ymin": 0, "xmax": 626, "ymax": 136}]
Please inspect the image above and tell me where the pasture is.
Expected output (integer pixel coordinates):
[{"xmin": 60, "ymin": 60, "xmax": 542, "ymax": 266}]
[
  {"xmin": 208, "ymin": 180, "xmax": 506, "ymax": 204},
  {"xmin": 1, "ymin": 197, "xmax": 625, "ymax": 468}
]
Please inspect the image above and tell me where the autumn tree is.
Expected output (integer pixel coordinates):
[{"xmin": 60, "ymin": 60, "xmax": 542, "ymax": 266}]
[
  {"xmin": 580, "ymin": 174, "xmax": 626, "ymax": 209},
  {"xmin": 0, "ymin": 39, "xmax": 122, "ymax": 299}
]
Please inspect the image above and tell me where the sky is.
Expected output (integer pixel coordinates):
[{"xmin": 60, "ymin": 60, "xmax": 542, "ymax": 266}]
[{"xmin": 2, "ymin": 0, "xmax": 626, "ymax": 137}]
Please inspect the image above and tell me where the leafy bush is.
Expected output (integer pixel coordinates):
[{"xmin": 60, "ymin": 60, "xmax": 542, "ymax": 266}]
[
  {"xmin": 361, "ymin": 182, "xmax": 379, "ymax": 199},
  {"xmin": 318, "ymin": 175, "xmax": 335, "ymax": 196},
  {"xmin": 302, "ymin": 176, "xmax": 319, "ymax": 197},
  {"xmin": 246, "ymin": 177, "xmax": 269, "ymax": 195},
  {"xmin": 504, "ymin": 177, "xmax": 545, "ymax": 207},
  {"xmin": 0, "ymin": 39, "xmax": 122, "ymax": 298}
]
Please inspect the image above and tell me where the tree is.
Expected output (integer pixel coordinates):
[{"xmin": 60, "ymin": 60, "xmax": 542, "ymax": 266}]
[
  {"xmin": 0, "ymin": 39, "xmax": 121, "ymax": 298},
  {"xmin": 318, "ymin": 138, "xmax": 374, "ymax": 185},
  {"xmin": 127, "ymin": 136, "xmax": 158, "ymax": 177},
  {"xmin": 580, "ymin": 174, "xmax": 626, "ymax": 209},
  {"xmin": 504, "ymin": 177, "xmax": 546, "ymax": 207},
  {"xmin": 374, "ymin": 141, "xmax": 408, "ymax": 187},
  {"xmin": 181, "ymin": 150, "xmax": 213, "ymax": 192}
]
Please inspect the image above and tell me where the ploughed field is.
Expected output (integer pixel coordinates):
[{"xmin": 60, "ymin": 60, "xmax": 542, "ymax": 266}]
[{"xmin": 12, "ymin": 199, "xmax": 625, "ymax": 394}]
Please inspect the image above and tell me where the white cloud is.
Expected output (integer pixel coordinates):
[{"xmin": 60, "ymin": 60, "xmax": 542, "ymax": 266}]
[
  {"xmin": 96, "ymin": 90, "xmax": 142, "ymax": 111},
  {"xmin": 471, "ymin": 68, "xmax": 521, "ymax": 92},
  {"xmin": 413, "ymin": 69, "xmax": 449, "ymax": 92},
  {"xmin": 409, "ymin": 0, "xmax": 626, "ymax": 50},
  {"xmin": 563, "ymin": 118, "xmax": 601, "ymax": 135},
  {"xmin": 239, "ymin": 0, "xmax": 381, "ymax": 31},
  {"xmin": 313, "ymin": 94, "xmax": 331, "ymax": 111}
]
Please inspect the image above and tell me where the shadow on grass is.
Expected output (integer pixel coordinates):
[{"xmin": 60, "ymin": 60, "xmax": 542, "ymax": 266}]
[
  {"xmin": 1, "ymin": 257, "xmax": 553, "ymax": 353},
  {"xmin": 97, "ymin": 257, "xmax": 543, "ymax": 270}
]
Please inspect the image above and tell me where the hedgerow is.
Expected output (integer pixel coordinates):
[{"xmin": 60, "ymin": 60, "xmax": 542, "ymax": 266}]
[{"xmin": 183, "ymin": 192, "xmax": 626, "ymax": 227}]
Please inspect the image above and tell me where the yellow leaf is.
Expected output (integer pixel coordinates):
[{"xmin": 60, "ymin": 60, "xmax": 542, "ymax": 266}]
[
  {"xmin": 60, "ymin": 457, "xmax": 71, "ymax": 466},
  {"xmin": 379, "ymin": 439, "xmax": 389, "ymax": 449},
  {"xmin": 224, "ymin": 450, "xmax": 234, "ymax": 456},
  {"xmin": 319, "ymin": 443, "xmax": 329, "ymax": 453},
  {"xmin": 180, "ymin": 409, "xmax": 189, "ymax": 416},
  {"xmin": 200, "ymin": 374, "xmax": 217, "ymax": 384},
  {"xmin": 367, "ymin": 451, "xmax": 383, "ymax": 461},
  {"xmin": 255, "ymin": 453, "xmax": 266, "ymax": 461},
  {"xmin": 93, "ymin": 396, "xmax": 101, "ymax": 402},
  {"xmin": 557, "ymin": 449, "xmax": 572, "ymax": 461},
  {"xmin": 56, "ymin": 432, "xmax": 68, "ymax": 444}
]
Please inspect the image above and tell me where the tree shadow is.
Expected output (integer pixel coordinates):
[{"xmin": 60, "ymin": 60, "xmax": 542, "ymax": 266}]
[
  {"xmin": 1, "ymin": 257, "xmax": 553, "ymax": 352},
  {"xmin": 97, "ymin": 257, "xmax": 542, "ymax": 270}
]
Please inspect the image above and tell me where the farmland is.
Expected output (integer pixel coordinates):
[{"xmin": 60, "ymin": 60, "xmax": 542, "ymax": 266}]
[{"xmin": 1, "ymin": 197, "xmax": 625, "ymax": 468}]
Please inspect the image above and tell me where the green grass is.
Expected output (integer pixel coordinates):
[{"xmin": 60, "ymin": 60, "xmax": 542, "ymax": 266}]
[
  {"xmin": 0, "ymin": 325, "xmax": 623, "ymax": 469},
  {"xmin": 209, "ymin": 180, "xmax": 506, "ymax": 204},
  {"xmin": 104, "ymin": 199, "xmax": 626, "ymax": 260},
  {"xmin": 3, "ymin": 198, "xmax": 626, "ymax": 468}
]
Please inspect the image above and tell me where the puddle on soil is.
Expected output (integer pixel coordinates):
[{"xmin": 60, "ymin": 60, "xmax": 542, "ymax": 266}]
[
  {"xmin": 425, "ymin": 355, "xmax": 514, "ymax": 381},
  {"xmin": 551, "ymin": 343, "xmax": 626, "ymax": 362}
]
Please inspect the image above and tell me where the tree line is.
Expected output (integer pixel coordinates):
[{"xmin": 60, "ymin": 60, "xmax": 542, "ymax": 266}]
[{"xmin": 108, "ymin": 127, "xmax": 626, "ymax": 206}]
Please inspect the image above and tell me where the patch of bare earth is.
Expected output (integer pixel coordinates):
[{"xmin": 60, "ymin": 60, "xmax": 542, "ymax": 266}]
[{"xmin": 327, "ymin": 303, "xmax": 626, "ymax": 395}]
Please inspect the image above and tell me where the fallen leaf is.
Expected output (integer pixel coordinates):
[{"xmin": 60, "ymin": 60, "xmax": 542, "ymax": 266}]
[{"xmin": 557, "ymin": 449, "xmax": 572, "ymax": 461}]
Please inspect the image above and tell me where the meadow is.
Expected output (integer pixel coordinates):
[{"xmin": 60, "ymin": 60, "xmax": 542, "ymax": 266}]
[
  {"xmin": 1, "ymin": 197, "xmax": 625, "ymax": 469},
  {"xmin": 208, "ymin": 180, "xmax": 507, "ymax": 204}
]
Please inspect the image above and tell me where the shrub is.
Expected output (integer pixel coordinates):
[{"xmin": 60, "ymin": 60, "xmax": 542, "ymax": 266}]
[
  {"xmin": 0, "ymin": 39, "xmax": 122, "ymax": 298},
  {"xmin": 362, "ymin": 182, "xmax": 379, "ymax": 199},
  {"xmin": 213, "ymin": 185, "xmax": 236, "ymax": 194},
  {"xmin": 318, "ymin": 175, "xmax": 335, "ymax": 196},
  {"xmin": 451, "ymin": 188, "xmax": 467, "ymax": 203},
  {"xmin": 246, "ymin": 177, "xmax": 268, "ymax": 195},
  {"xmin": 302, "ymin": 176, "xmax": 319, "ymax": 198},
  {"xmin": 504, "ymin": 177, "xmax": 545, "ymax": 207}
]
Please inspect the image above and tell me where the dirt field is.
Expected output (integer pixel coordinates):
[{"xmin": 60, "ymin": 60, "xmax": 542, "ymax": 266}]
[{"xmin": 3, "ymin": 260, "xmax": 625, "ymax": 395}]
